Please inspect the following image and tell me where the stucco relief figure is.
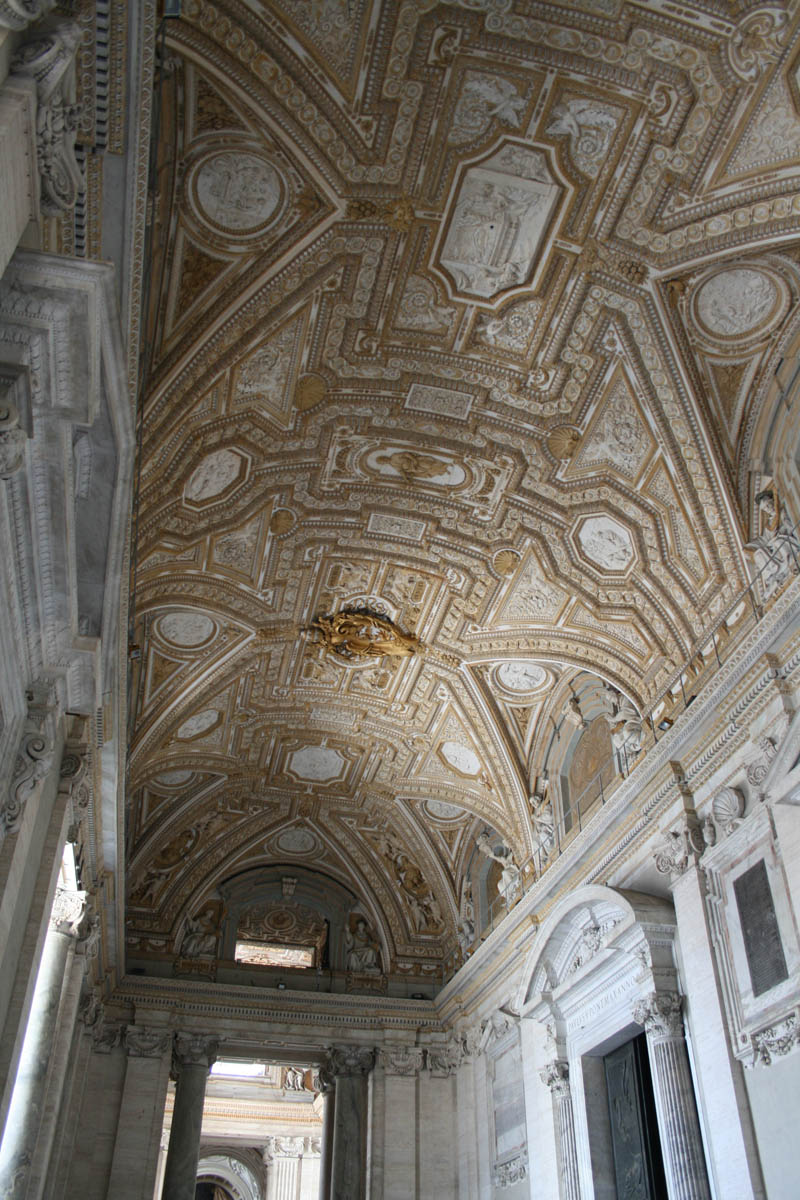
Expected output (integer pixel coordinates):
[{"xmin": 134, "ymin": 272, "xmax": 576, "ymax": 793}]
[
  {"xmin": 373, "ymin": 450, "xmax": 449, "ymax": 484},
  {"xmin": 603, "ymin": 687, "xmax": 644, "ymax": 762},
  {"xmin": 311, "ymin": 609, "xmax": 419, "ymax": 660},
  {"xmin": 180, "ymin": 905, "xmax": 219, "ymax": 959},
  {"xmin": 476, "ymin": 832, "xmax": 521, "ymax": 902},
  {"xmin": 747, "ymin": 489, "xmax": 800, "ymax": 600},
  {"xmin": 284, "ymin": 1066, "xmax": 307, "ymax": 1091},
  {"xmin": 345, "ymin": 917, "xmax": 381, "ymax": 974},
  {"xmin": 458, "ymin": 884, "xmax": 475, "ymax": 955},
  {"xmin": 529, "ymin": 792, "xmax": 556, "ymax": 858}
]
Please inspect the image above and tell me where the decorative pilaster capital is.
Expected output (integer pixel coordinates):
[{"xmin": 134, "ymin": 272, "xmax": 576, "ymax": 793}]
[
  {"xmin": 633, "ymin": 991, "xmax": 684, "ymax": 1039},
  {"xmin": 264, "ymin": 1135, "xmax": 306, "ymax": 1159},
  {"xmin": 654, "ymin": 813, "xmax": 705, "ymax": 878},
  {"xmin": 326, "ymin": 1045, "xmax": 375, "ymax": 1077},
  {"xmin": 426, "ymin": 1038, "xmax": 464, "ymax": 1077},
  {"xmin": 49, "ymin": 886, "xmax": 86, "ymax": 935},
  {"xmin": 91, "ymin": 1020, "xmax": 124, "ymax": 1054},
  {"xmin": 173, "ymin": 1032, "xmax": 219, "ymax": 1072},
  {"xmin": 751, "ymin": 1008, "xmax": 800, "ymax": 1067},
  {"xmin": 378, "ymin": 1044, "xmax": 425, "ymax": 1076},
  {"xmin": 540, "ymin": 1059, "xmax": 570, "ymax": 1097},
  {"xmin": 124, "ymin": 1025, "xmax": 172, "ymax": 1059}
]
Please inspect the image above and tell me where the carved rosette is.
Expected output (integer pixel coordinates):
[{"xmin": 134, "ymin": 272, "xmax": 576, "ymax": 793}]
[
  {"xmin": 540, "ymin": 1058, "xmax": 570, "ymax": 1097},
  {"xmin": 326, "ymin": 1046, "xmax": 375, "ymax": 1077},
  {"xmin": 633, "ymin": 992, "xmax": 684, "ymax": 1041},
  {"xmin": 173, "ymin": 1032, "xmax": 219, "ymax": 1072},
  {"xmin": 124, "ymin": 1026, "xmax": 172, "ymax": 1059},
  {"xmin": 378, "ymin": 1044, "xmax": 425, "ymax": 1076}
]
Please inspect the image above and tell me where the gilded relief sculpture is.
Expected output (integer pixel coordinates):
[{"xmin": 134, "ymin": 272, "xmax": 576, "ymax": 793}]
[{"xmin": 311, "ymin": 608, "xmax": 419, "ymax": 661}]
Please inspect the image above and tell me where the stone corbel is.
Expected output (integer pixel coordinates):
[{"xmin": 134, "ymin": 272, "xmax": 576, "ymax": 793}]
[
  {"xmin": 0, "ymin": 0, "xmax": 54, "ymax": 32},
  {"xmin": 2, "ymin": 684, "xmax": 55, "ymax": 840},
  {"xmin": 10, "ymin": 21, "xmax": 84, "ymax": 215}
]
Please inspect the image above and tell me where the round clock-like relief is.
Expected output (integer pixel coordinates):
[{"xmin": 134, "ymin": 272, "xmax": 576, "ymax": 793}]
[
  {"xmin": 496, "ymin": 661, "xmax": 547, "ymax": 693},
  {"xmin": 694, "ymin": 268, "xmax": 781, "ymax": 339},
  {"xmin": 158, "ymin": 612, "xmax": 216, "ymax": 648},
  {"xmin": 423, "ymin": 798, "xmax": 466, "ymax": 822},
  {"xmin": 275, "ymin": 827, "xmax": 319, "ymax": 855},
  {"xmin": 194, "ymin": 151, "xmax": 283, "ymax": 234},
  {"xmin": 152, "ymin": 769, "xmax": 194, "ymax": 788}
]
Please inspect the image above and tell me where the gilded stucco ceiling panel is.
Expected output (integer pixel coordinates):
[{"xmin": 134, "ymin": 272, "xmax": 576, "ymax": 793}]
[{"xmin": 128, "ymin": 0, "xmax": 800, "ymax": 977}]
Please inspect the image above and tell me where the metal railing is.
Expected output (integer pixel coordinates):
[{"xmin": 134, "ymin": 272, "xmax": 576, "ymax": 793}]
[{"xmin": 440, "ymin": 516, "xmax": 800, "ymax": 984}]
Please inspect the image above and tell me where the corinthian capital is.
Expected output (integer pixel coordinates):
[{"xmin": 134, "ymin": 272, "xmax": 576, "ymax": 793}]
[
  {"xmin": 124, "ymin": 1026, "xmax": 172, "ymax": 1058},
  {"xmin": 326, "ymin": 1046, "xmax": 375, "ymax": 1077},
  {"xmin": 540, "ymin": 1059, "xmax": 570, "ymax": 1097},
  {"xmin": 633, "ymin": 991, "xmax": 684, "ymax": 1039},
  {"xmin": 173, "ymin": 1032, "xmax": 218, "ymax": 1071}
]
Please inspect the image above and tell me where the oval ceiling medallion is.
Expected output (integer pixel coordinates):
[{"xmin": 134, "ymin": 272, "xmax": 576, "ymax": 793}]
[
  {"xmin": 192, "ymin": 151, "xmax": 285, "ymax": 236},
  {"xmin": 422, "ymin": 798, "xmax": 467, "ymax": 823},
  {"xmin": 176, "ymin": 709, "xmax": 220, "ymax": 740},
  {"xmin": 157, "ymin": 611, "xmax": 216, "ymax": 649},
  {"xmin": 184, "ymin": 448, "xmax": 247, "ymax": 506},
  {"xmin": 692, "ymin": 267, "xmax": 786, "ymax": 342},
  {"xmin": 274, "ymin": 827, "xmax": 320, "ymax": 855},
  {"xmin": 152, "ymin": 769, "xmax": 194, "ymax": 788},
  {"xmin": 440, "ymin": 740, "xmax": 481, "ymax": 776},
  {"xmin": 495, "ymin": 661, "xmax": 548, "ymax": 693}
]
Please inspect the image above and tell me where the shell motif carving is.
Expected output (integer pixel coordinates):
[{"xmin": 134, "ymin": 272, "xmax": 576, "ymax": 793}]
[{"xmin": 711, "ymin": 786, "xmax": 745, "ymax": 837}]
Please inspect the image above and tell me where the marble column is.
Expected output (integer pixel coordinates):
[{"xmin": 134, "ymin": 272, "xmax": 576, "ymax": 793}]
[
  {"xmin": 161, "ymin": 1033, "xmax": 218, "ymax": 1200},
  {"xmin": 633, "ymin": 992, "xmax": 711, "ymax": 1200},
  {"xmin": 0, "ymin": 889, "xmax": 82, "ymax": 1197},
  {"xmin": 327, "ymin": 1046, "xmax": 374, "ymax": 1200},
  {"xmin": 540, "ymin": 1060, "xmax": 580, "ymax": 1200}
]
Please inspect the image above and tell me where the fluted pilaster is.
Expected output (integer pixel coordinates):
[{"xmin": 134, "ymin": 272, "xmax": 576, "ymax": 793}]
[{"xmin": 540, "ymin": 1059, "xmax": 580, "ymax": 1200}]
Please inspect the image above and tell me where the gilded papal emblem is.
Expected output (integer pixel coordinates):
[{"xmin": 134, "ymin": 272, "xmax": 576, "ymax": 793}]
[{"xmin": 311, "ymin": 608, "xmax": 420, "ymax": 661}]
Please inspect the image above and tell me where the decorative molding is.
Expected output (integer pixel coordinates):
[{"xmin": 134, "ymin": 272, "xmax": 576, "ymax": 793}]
[{"xmin": 751, "ymin": 1009, "xmax": 800, "ymax": 1067}]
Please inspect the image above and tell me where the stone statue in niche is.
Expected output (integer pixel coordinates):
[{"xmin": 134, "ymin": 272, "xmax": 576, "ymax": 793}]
[
  {"xmin": 603, "ymin": 686, "xmax": 644, "ymax": 762},
  {"xmin": 476, "ymin": 832, "xmax": 521, "ymax": 902},
  {"xmin": 458, "ymin": 882, "xmax": 475, "ymax": 955},
  {"xmin": 179, "ymin": 902, "xmax": 219, "ymax": 959},
  {"xmin": 747, "ymin": 489, "xmax": 800, "ymax": 600},
  {"xmin": 529, "ymin": 787, "xmax": 555, "ymax": 858},
  {"xmin": 345, "ymin": 916, "xmax": 381, "ymax": 973}
]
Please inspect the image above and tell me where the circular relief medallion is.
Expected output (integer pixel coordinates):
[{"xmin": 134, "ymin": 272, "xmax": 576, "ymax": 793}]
[
  {"xmin": 176, "ymin": 709, "xmax": 220, "ymax": 740},
  {"xmin": 274, "ymin": 827, "xmax": 319, "ymax": 855},
  {"xmin": 193, "ymin": 151, "xmax": 284, "ymax": 235},
  {"xmin": 496, "ymin": 661, "xmax": 547, "ymax": 693},
  {"xmin": 440, "ymin": 740, "xmax": 481, "ymax": 776},
  {"xmin": 422, "ymin": 798, "xmax": 466, "ymax": 822},
  {"xmin": 694, "ymin": 268, "xmax": 783, "ymax": 340},
  {"xmin": 157, "ymin": 611, "xmax": 216, "ymax": 648},
  {"xmin": 152, "ymin": 769, "xmax": 194, "ymax": 788}
]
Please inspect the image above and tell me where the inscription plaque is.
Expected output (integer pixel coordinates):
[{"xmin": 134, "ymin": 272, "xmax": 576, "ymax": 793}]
[{"xmin": 733, "ymin": 859, "xmax": 788, "ymax": 997}]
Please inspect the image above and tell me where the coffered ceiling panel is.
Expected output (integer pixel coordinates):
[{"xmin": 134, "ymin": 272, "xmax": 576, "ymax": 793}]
[{"xmin": 127, "ymin": 0, "xmax": 800, "ymax": 979}]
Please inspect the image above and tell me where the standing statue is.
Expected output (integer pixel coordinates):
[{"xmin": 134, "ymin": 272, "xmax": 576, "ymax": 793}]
[
  {"xmin": 344, "ymin": 917, "xmax": 381, "ymax": 974},
  {"xmin": 475, "ymin": 832, "xmax": 521, "ymax": 902},
  {"xmin": 529, "ymin": 791, "xmax": 556, "ymax": 858},
  {"xmin": 603, "ymin": 686, "xmax": 644, "ymax": 762},
  {"xmin": 747, "ymin": 489, "xmax": 800, "ymax": 600},
  {"xmin": 458, "ymin": 884, "xmax": 475, "ymax": 956},
  {"xmin": 179, "ymin": 905, "xmax": 218, "ymax": 959}
]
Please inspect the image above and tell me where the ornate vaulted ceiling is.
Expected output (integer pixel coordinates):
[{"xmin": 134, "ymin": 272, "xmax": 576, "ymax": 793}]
[{"xmin": 125, "ymin": 0, "xmax": 800, "ymax": 984}]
